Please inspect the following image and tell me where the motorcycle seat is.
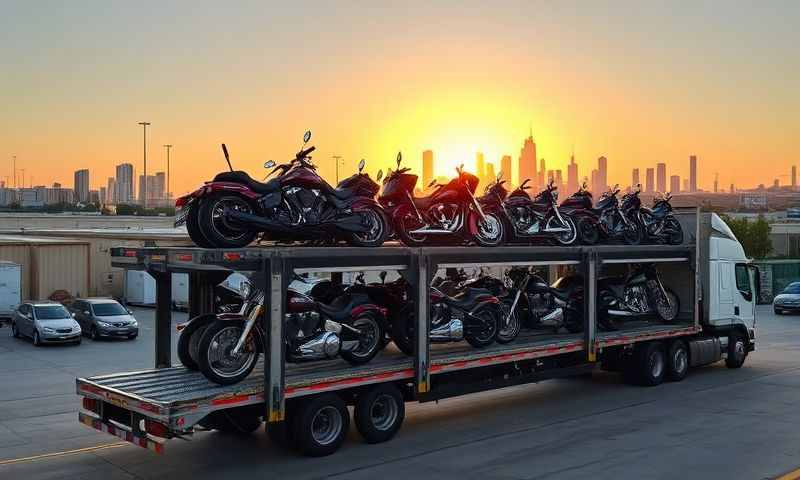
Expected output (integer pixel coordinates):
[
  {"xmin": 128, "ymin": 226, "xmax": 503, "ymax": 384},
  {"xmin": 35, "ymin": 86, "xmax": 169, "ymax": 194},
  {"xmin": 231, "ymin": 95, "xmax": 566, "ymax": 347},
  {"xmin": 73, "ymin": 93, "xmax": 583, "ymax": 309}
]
[
  {"xmin": 213, "ymin": 171, "xmax": 280, "ymax": 194},
  {"xmin": 443, "ymin": 287, "xmax": 494, "ymax": 309},
  {"xmin": 412, "ymin": 195, "xmax": 436, "ymax": 210},
  {"xmin": 320, "ymin": 182, "xmax": 357, "ymax": 200},
  {"xmin": 549, "ymin": 286, "xmax": 575, "ymax": 301},
  {"xmin": 316, "ymin": 293, "xmax": 369, "ymax": 322}
]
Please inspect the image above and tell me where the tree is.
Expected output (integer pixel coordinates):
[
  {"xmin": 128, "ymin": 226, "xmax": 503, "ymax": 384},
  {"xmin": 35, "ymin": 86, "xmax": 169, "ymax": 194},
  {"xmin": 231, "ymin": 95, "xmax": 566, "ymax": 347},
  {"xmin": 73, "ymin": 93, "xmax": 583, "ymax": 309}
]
[{"xmin": 719, "ymin": 214, "xmax": 773, "ymax": 259}]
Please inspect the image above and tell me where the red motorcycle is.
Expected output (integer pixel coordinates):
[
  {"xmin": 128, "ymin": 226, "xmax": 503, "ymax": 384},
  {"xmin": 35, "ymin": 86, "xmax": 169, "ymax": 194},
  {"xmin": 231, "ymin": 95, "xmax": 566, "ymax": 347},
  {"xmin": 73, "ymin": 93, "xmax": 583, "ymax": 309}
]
[
  {"xmin": 379, "ymin": 152, "xmax": 505, "ymax": 247},
  {"xmin": 175, "ymin": 131, "xmax": 389, "ymax": 248}
]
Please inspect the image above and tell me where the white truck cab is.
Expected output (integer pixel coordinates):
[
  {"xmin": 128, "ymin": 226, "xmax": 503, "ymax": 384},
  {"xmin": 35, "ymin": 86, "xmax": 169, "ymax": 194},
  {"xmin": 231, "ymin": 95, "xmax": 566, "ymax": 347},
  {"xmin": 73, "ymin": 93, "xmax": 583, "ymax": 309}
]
[{"xmin": 703, "ymin": 213, "xmax": 758, "ymax": 347}]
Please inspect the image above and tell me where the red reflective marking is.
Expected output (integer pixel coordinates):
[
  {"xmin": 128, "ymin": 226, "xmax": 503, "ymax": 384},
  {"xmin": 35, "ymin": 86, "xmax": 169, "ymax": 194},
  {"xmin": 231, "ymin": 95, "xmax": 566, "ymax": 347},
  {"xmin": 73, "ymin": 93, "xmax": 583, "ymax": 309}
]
[
  {"xmin": 176, "ymin": 254, "xmax": 193, "ymax": 262},
  {"xmin": 211, "ymin": 395, "xmax": 251, "ymax": 406},
  {"xmin": 124, "ymin": 250, "xmax": 136, "ymax": 257},
  {"xmin": 223, "ymin": 252, "xmax": 242, "ymax": 261}
]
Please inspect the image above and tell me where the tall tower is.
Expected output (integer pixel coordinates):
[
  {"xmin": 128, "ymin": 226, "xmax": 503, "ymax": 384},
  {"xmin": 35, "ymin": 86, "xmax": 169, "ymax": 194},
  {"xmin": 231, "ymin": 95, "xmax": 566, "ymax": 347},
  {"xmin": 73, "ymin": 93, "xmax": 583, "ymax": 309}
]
[
  {"xmin": 74, "ymin": 169, "xmax": 90, "ymax": 204},
  {"xmin": 422, "ymin": 150, "xmax": 434, "ymax": 188},
  {"xmin": 656, "ymin": 163, "xmax": 666, "ymax": 193},
  {"xmin": 632, "ymin": 168, "xmax": 640, "ymax": 189},
  {"xmin": 475, "ymin": 152, "xmax": 485, "ymax": 187},
  {"xmin": 597, "ymin": 156, "xmax": 608, "ymax": 193},
  {"xmin": 115, "ymin": 163, "xmax": 134, "ymax": 204},
  {"xmin": 519, "ymin": 134, "xmax": 537, "ymax": 188},
  {"xmin": 567, "ymin": 154, "xmax": 579, "ymax": 193},
  {"xmin": 792, "ymin": 165, "xmax": 797, "ymax": 190},
  {"xmin": 538, "ymin": 158, "xmax": 546, "ymax": 189},
  {"xmin": 670, "ymin": 175, "xmax": 680, "ymax": 194},
  {"xmin": 689, "ymin": 155, "xmax": 697, "ymax": 192},
  {"xmin": 501, "ymin": 155, "xmax": 512, "ymax": 184},
  {"xmin": 645, "ymin": 168, "xmax": 655, "ymax": 193}
]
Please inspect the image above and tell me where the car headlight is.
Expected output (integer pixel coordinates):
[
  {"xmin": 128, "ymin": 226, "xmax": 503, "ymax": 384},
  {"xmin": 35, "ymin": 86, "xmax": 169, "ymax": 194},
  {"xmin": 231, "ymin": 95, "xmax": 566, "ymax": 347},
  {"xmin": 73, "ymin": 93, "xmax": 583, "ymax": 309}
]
[
  {"xmin": 97, "ymin": 321, "xmax": 111, "ymax": 328},
  {"xmin": 130, "ymin": 320, "xmax": 138, "ymax": 327},
  {"xmin": 43, "ymin": 327, "xmax": 56, "ymax": 333}
]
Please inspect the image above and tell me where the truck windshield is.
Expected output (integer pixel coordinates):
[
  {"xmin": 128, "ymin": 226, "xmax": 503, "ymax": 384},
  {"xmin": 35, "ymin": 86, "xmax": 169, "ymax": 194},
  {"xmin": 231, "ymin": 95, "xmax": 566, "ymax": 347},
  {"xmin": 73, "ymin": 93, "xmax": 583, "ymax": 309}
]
[
  {"xmin": 34, "ymin": 305, "xmax": 71, "ymax": 320},
  {"xmin": 782, "ymin": 284, "xmax": 800, "ymax": 294},
  {"xmin": 92, "ymin": 303, "xmax": 129, "ymax": 316}
]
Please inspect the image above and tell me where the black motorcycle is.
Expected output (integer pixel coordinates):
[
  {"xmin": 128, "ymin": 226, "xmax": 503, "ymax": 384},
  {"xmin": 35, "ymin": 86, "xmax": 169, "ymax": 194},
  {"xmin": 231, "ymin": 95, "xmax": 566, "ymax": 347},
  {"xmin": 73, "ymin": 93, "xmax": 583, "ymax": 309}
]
[
  {"xmin": 598, "ymin": 263, "xmax": 680, "ymax": 329},
  {"xmin": 638, "ymin": 193, "xmax": 684, "ymax": 244},
  {"xmin": 559, "ymin": 182, "xmax": 601, "ymax": 245},
  {"xmin": 497, "ymin": 178, "xmax": 579, "ymax": 245},
  {"xmin": 591, "ymin": 185, "xmax": 644, "ymax": 245},
  {"xmin": 504, "ymin": 267, "xmax": 585, "ymax": 333}
]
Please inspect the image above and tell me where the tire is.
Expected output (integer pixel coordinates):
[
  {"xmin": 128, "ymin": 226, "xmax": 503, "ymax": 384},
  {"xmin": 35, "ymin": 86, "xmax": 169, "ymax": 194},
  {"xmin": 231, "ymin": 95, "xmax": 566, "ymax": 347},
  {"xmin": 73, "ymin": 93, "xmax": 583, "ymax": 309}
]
[
  {"xmin": 186, "ymin": 201, "xmax": 214, "ymax": 248},
  {"xmin": 340, "ymin": 313, "xmax": 385, "ymax": 365},
  {"xmin": 774, "ymin": 307, "xmax": 782, "ymax": 315},
  {"xmin": 33, "ymin": 330, "xmax": 42, "ymax": 347},
  {"xmin": 390, "ymin": 306, "xmax": 414, "ymax": 356},
  {"xmin": 666, "ymin": 340, "xmax": 689, "ymax": 381},
  {"xmin": 553, "ymin": 215, "xmax": 578, "ymax": 246},
  {"xmin": 198, "ymin": 319, "xmax": 261, "ymax": 385},
  {"xmin": 577, "ymin": 216, "xmax": 599, "ymax": 245},
  {"xmin": 725, "ymin": 331, "xmax": 748, "ymax": 369},
  {"xmin": 292, "ymin": 394, "xmax": 349, "ymax": 457},
  {"xmin": 395, "ymin": 206, "xmax": 428, "ymax": 247},
  {"xmin": 178, "ymin": 316, "xmax": 215, "ymax": 370},
  {"xmin": 354, "ymin": 383, "xmax": 405, "ymax": 444},
  {"xmin": 654, "ymin": 288, "xmax": 680, "ymax": 323},
  {"xmin": 473, "ymin": 212, "xmax": 505, "ymax": 247},
  {"xmin": 11, "ymin": 322, "xmax": 19, "ymax": 338},
  {"xmin": 197, "ymin": 194, "xmax": 258, "ymax": 248},
  {"xmin": 128, "ymin": 334, "xmax": 138, "ymax": 340},
  {"xmin": 625, "ymin": 342, "xmax": 665, "ymax": 386},
  {"xmin": 464, "ymin": 304, "xmax": 499, "ymax": 348},
  {"xmin": 348, "ymin": 206, "xmax": 389, "ymax": 247},
  {"xmin": 666, "ymin": 216, "xmax": 684, "ymax": 245},
  {"xmin": 73, "ymin": 337, "xmax": 82, "ymax": 346},
  {"xmin": 90, "ymin": 326, "xmax": 99, "ymax": 341},
  {"xmin": 496, "ymin": 297, "xmax": 522, "ymax": 344},
  {"xmin": 200, "ymin": 409, "xmax": 262, "ymax": 434},
  {"xmin": 622, "ymin": 221, "xmax": 643, "ymax": 245}
]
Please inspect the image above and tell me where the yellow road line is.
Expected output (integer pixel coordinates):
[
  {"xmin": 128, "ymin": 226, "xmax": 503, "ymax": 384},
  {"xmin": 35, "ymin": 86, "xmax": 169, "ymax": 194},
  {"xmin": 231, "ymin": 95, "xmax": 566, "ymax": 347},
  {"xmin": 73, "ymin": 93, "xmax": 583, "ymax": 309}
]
[
  {"xmin": 0, "ymin": 442, "xmax": 128, "ymax": 466},
  {"xmin": 777, "ymin": 466, "xmax": 800, "ymax": 480}
]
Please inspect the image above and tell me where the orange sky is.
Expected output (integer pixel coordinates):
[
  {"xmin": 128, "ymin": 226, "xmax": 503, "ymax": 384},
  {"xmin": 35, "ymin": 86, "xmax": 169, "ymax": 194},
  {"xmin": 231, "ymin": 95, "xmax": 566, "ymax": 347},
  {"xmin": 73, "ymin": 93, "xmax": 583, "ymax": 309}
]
[{"xmin": 2, "ymin": 2, "xmax": 797, "ymax": 196}]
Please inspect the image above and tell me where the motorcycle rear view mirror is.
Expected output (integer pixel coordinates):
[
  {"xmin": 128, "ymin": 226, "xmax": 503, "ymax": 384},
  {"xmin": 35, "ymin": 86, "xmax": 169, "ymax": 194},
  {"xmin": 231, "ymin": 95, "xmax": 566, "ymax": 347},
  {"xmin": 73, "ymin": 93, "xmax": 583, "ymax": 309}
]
[
  {"xmin": 303, "ymin": 130, "xmax": 312, "ymax": 144},
  {"xmin": 264, "ymin": 160, "xmax": 276, "ymax": 168},
  {"xmin": 376, "ymin": 169, "xmax": 383, "ymax": 181},
  {"xmin": 497, "ymin": 171, "xmax": 503, "ymax": 181},
  {"xmin": 358, "ymin": 158, "xmax": 366, "ymax": 172},
  {"xmin": 427, "ymin": 179, "xmax": 437, "ymax": 188},
  {"xmin": 396, "ymin": 152, "xmax": 402, "ymax": 167}
]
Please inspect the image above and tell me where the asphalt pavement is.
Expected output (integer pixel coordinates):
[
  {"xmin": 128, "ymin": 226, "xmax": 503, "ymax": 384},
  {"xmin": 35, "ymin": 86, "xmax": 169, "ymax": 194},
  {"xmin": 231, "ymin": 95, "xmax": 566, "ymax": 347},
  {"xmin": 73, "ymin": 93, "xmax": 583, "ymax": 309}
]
[{"xmin": 0, "ymin": 305, "xmax": 799, "ymax": 480}]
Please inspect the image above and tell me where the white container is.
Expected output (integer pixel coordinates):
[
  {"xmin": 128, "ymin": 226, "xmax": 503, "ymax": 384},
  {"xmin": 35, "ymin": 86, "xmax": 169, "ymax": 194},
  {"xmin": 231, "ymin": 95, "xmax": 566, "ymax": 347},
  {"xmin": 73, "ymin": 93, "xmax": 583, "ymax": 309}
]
[
  {"xmin": 0, "ymin": 262, "xmax": 21, "ymax": 317},
  {"xmin": 125, "ymin": 270, "xmax": 156, "ymax": 305},
  {"xmin": 171, "ymin": 273, "xmax": 189, "ymax": 308}
]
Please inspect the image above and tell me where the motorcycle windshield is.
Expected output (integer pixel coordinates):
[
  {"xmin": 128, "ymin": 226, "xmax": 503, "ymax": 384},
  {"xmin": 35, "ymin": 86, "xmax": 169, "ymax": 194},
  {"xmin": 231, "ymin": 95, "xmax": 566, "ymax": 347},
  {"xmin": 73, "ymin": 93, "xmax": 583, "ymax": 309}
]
[{"xmin": 380, "ymin": 173, "xmax": 418, "ymax": 202}]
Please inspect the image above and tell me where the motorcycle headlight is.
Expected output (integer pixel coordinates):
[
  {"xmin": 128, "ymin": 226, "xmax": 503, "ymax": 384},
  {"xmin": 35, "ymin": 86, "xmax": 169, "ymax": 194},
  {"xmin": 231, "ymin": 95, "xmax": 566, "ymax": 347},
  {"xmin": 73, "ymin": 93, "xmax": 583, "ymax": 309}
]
[{"xmin": 239, "ymin": 281, "xmax": 251, "ymax": 299}]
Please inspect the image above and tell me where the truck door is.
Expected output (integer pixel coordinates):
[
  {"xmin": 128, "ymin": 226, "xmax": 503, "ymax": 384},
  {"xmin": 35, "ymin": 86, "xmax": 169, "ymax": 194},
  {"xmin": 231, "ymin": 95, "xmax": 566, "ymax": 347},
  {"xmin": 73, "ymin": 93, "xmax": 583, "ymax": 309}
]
[
  {"xmin": 718, "ymin": 261, "xmax": 734, "ymax": 318},
  {"xmin": 734, "ymin": 263, "xmax": 756, "ymax": 329}
]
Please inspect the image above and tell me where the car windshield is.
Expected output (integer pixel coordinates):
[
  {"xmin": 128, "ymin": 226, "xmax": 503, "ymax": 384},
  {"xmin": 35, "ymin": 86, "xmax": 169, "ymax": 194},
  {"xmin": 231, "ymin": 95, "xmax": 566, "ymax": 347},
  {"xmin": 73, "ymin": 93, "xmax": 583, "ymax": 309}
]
[
  {"xmin": 34, "ymin": 305, "xmax": 71, "ymax": 320},
  {"xmin": 92, "ymin": 302, "xmax": 129, "ymax": 316},
  {"xmin": 782, "ymin": 284, "xmax": 800, "ymax": 294}
]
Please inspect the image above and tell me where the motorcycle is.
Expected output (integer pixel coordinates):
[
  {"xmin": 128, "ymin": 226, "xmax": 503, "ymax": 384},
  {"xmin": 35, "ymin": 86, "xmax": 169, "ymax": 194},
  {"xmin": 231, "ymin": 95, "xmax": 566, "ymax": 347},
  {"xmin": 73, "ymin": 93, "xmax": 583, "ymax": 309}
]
[
  {"xmin": 504, "ymin": 266, "xmax": 585, "ymax": 333},
  {"xmin": 499, "ymin": 178, "xmax": 579, "ymax": 245},
  {"xmin": 175, "ymin": 131, "xmax": 389, "ymax": 248},
  {"xmin": 559, "ymin": 182, "xmax": 601, "ymax": 245},
  {"xmin": 638, "ymin": 192, "xmax": 684, "ymax": 245},
  {"xmin": 591, "ymin": 184, "xmax": 644, "ymax": 245},
  {"xmin": 598, "ymin": 263, "xmax": 680, "ymax": 329},
  {"xmin": 379, "ymin": 152, "xmax": 505, "ymax": 247},
  {"xmin": 195, "ymin": 281, "xmax": 388, "ymax": 385}
]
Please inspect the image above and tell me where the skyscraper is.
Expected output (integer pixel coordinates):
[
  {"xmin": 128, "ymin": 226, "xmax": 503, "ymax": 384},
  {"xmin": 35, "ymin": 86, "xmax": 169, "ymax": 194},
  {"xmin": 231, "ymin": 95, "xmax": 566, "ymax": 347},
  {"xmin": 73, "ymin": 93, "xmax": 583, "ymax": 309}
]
[
  {"xmin": 422, "ymin": 150, "xmax": 434, "ymax": 188},
  {"xmin": 689, "ymin": 155, "xmax": 697, "ymax": 192},
  {"xmin": 792, "ymin": 165, "xmax": 797, "ymax": 190},
  {"xmin": 590, "ymin": 169, "xmax": 599, "ymax": 194},
  {"xmin": 683, "ymin": 179, "xmax": 689, "ymax": 192},
  {"xmin": 485, "ymin": 162, "xmax": 495, "ymax": 183},
  {"xmin": 74, "ymin": 169, "xmax": 90, "ymax": 203},
  {"xmin": 518, "ymin": 134, "xmax": 537, "ymax": 189},
  {"xmin": 645, "ymin": 168, "xmax": 655, "ymax": 193},
  {"xmin": 670, "ymin": 175, "xmax": 680, "ymax": 194},
  {"xmin": 597, "ymin": 156, "xmax": 608, "ymax": 193},
  {"xmin": 476, "ymin": 152, "xmax": 485, "ymax": 185},
  {"xmin": 501, "ymin": 155, "xmax": 512, "ymax": 184},
  {"xmin": 99, "ymin": 186, "xmax": 107, "ymax": 205},
  {"xmin": 567, "ymin": 155, "xmax": 578, "ymax": 193},
  {"xmin": 538, "ymin": 158, "xmax": 546, "ymax": 189},
  {"xmin": 115, "ymin": 163, "xmax": 134, "ymax": 204},
  {"xmin": 107, "ymin": 177, "xmax": 116, "ymax": 204},
  {"xmin": 155, "ymin": 172, "xmax": 166, "ymax": 200},
  {"xmin": 656, "ymin": 162, "xmax": 666, "ymax": 193},
  {"xmin": 554, "ymin": 170, "xmax": 563, "ymax": 191},
  {"xmin": 632, "ymin": 168, "xmax": 640, "ymax": 189}
]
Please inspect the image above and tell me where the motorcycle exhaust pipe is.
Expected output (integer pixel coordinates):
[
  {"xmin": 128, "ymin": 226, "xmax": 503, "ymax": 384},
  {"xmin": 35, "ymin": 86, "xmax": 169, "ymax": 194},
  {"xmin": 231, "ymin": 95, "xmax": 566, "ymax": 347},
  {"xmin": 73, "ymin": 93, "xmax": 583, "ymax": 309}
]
[
  {"xmin": 409, "ymin": 227, "xmax": 454, "ymax": 235},
  {"xmin": 225, "ymin": 209, "xmax": 294, "ymax": 232},
  {"xmin": 606, "ymin": 309, "xmax": 640, "ymax": 317},
  {"xmin": 539, "ymin": 307, "xmax": 563, "ymax": 326},
  {"xmin": 430, "ymin": 318, "xmax": 464, "ymax": 342}
]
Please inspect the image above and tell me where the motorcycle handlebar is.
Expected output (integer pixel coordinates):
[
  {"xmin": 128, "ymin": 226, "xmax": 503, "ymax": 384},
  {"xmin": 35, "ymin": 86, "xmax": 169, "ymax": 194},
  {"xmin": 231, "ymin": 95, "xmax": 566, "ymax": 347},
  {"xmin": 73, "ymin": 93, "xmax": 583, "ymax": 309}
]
[{"xmin": 297, "ymin": 145, "xmax": 316, "ymax": 158}]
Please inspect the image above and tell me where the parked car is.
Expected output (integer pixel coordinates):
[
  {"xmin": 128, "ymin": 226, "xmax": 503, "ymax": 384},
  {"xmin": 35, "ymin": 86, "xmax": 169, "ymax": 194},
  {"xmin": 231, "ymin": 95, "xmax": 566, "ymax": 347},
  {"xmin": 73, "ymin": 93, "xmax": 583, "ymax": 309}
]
[
  {"xmin": 773, "ymin": 282, "xmax": 800, "ymax": 314},
  {"xmin": 70, "ymin": 298, "xmax": 139, "ymax": 340},
  {"xmin": 11, "ymin": 302, "xmax": 82, "ymax": 346}
]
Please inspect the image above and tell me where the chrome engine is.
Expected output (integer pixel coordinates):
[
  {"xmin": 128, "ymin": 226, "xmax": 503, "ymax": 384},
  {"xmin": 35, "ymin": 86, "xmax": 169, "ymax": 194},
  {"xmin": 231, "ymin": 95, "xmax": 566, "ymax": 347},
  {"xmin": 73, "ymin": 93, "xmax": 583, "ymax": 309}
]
[
  {"xmin": 429, "ymin": 305, "xmax": 464, "ymax": 342},
  {"xmin": 623, "ymin": 286, "xmax": 650, "ymax": 313}
]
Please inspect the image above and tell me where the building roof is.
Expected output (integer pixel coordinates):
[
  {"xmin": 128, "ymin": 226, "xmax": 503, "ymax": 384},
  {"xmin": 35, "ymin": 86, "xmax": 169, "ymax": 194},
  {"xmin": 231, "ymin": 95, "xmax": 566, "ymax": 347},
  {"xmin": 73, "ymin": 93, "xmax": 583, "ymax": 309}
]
[
  {"xmin": 0, "ymin": 234, "xmax": 89, "ymax": 246},
  {"xmin": 0, "ymin": 228, "xmax": 190, "ymax": 242}
]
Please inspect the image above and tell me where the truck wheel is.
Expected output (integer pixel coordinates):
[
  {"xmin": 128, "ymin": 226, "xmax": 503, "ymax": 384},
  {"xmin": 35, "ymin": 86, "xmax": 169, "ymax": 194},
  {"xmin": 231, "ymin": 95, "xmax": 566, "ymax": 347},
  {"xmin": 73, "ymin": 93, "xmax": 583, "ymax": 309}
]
[
  {"xmin": 666, "ymin": 340, "xmax": 689, "ymax": 381},
  {"xmin": 354, "ymin": 384, "xmax": 405, "ymax": 444},
  {"xmin": 177, "ymin": 316, "xmax": 214, "ymax": 371},
  {"xmin": 200, "ymin": 409, "xmax": 262, "ymax": 434},
  {"xmin": 725, "ymin": 332, "xmax": 747, "ymax": 369},
  {"xmin": 292, "ymin": 394, "xmax": 349, "ymax": 457},
  {"xmin": 625, "ymin": 342, "xmax": 665, "ymax": 386}
]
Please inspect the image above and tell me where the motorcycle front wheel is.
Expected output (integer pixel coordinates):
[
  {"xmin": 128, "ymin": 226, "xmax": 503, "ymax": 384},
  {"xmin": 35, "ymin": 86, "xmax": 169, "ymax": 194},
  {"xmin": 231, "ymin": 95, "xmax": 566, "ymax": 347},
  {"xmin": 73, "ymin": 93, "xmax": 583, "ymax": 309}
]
[
  {"xmin": 622, "ymin": 221, "xmax": 643, "ymax": 245},
  {"xmin": 496, "ymin": 297, "xmax": 522, "ymax": 344},
  {"xmin": 654, "ymin": 288, "xmax": 680, "ymax": 323},
  {"xmin": 554, "ymin": 215, "xmax": 578, "ymax": 245},
  {"xmin": 197, "ymin": 194, "xmax": 258, "ymax": 248},
  {"xmin": 577, "ymin": 216, "xmax": 600, "ymax": 245},
  {"xmin": 348, "ymin": 206, "xmax": 390, "ymax": 247},
  {"xmin": 473, "ymin": 213, "xmax": 505, "ymax": 247},
  {"xmin": 198, "ymin": 319, "xmax": 261, "ymax": 385},
  {"xmin": 395, "ymin": 206, "xmax": 428, "ymax": 247}
]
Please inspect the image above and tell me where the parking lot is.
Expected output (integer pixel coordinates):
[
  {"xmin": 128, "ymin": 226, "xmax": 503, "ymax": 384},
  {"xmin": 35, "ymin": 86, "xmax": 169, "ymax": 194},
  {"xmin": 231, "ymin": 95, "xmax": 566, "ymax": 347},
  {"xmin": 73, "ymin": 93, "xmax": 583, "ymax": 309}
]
[{"xmin": 1, "ymin": 305, "xmax": 800, "ymax": 479}]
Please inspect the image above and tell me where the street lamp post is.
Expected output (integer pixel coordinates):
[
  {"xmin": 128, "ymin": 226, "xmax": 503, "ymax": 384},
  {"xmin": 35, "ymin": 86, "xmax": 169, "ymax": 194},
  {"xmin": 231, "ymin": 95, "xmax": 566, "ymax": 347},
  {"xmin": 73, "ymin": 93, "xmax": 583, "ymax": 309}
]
[
  {"xmin": 138, "ymin": 122, "xmax": 151, "ymax": 208},
  {"xmin": 163, "ymin": 144, "xmax": 172, "ymax": 202},
  {"xmin": 332, "ymin": 155, "xmax": 342, "ymax": 184}
]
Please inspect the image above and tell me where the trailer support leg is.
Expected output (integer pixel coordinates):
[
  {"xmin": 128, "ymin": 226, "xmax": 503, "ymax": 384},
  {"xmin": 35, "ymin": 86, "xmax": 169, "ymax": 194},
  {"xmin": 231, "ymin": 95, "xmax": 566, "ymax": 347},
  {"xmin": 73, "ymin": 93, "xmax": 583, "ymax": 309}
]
[
  {"xmin": 584, "ymin": 252, "xmax": 597, "ymax": 363},
  {"xmin": 266, "ymin": 256, "xmax": 286, "ymax": 422},
  {"xmin": 415, "ymin": 252, "xmax": 431, "ymax": 394},
  {"xmin": 188, "ymin": 272, "xmax": 216, "ymax": 318},
  {"xmin": 153, "ymin": 271, "xmax": 172, "ymax": 369}
]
